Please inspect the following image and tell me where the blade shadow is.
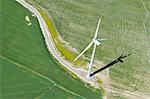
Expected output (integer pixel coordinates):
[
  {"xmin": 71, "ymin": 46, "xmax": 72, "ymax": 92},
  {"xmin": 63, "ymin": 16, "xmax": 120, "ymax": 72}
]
[{"xmin": 90, "ymin": 53, "xmax": 132, "ymax": 77}]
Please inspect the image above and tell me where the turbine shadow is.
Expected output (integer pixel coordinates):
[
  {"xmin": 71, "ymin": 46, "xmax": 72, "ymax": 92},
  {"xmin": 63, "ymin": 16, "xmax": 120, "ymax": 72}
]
[{"xmin": 90, "ymin": 53, "xmax": 132, "ymax": 77}]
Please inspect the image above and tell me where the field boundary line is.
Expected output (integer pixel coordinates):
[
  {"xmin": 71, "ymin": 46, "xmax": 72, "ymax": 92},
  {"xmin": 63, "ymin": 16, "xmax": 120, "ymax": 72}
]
[{"xmin": 0, "ymin": 55, "xmax": 85, "ymax": 98}]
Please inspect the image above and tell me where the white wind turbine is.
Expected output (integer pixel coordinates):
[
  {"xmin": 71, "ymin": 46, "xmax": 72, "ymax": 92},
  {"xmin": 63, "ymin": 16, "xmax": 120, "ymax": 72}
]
[{"xmin": 74, "ymin": 18, "xmax": 107, "ymax": 78}]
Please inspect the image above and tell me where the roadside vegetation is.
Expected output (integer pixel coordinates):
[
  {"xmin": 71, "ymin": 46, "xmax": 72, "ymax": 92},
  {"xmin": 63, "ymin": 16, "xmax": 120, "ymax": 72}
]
[{"xmin": 39, "ymin": 9, "xmax": 86, "ymax": 67}]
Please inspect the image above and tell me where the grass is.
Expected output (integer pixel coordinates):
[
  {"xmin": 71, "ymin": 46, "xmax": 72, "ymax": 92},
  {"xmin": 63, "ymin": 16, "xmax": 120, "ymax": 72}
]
[
  {"xmin": 30, "ymin": 0, "xmax": 150, "ymax": 98},
  {"xmin": 0, "ymin": 0, "xmax": 103, "ymax": 98}
]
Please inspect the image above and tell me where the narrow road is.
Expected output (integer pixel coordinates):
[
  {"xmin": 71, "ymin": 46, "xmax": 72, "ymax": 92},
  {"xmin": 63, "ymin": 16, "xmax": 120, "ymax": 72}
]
[{"xmin": 16, "ymin": 0, "xmax": 98, "ymax": 88}]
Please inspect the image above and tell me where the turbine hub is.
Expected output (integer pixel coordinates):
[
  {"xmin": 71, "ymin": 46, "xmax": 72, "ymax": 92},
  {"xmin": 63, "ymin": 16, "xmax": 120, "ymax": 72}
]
[{"xmin": 93, "ymin": 39, "xmax": 100, "ymax": 45}]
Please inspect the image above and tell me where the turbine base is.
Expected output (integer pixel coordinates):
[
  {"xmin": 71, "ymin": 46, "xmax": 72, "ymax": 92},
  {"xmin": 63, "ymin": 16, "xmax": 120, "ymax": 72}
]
[{"xmin": 86, "ymin": 74, "xmax": 91, "ymax": 79}]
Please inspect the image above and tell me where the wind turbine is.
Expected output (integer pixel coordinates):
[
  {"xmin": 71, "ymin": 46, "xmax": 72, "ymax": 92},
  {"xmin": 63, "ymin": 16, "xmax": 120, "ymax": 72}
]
[{"xmin": 74, "ymin": 18, "xmax": 107, "ymax": 78}]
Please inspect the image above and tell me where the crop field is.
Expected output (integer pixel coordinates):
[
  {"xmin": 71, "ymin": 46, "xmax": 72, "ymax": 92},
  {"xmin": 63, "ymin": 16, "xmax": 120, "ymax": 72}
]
[
  {"xmin": 29, "ymin": 0, "xmax": 150, "ymax": 98},
  {"xmin": 0, "ymin": 0, "xmax": 103, "ymax": 99}
]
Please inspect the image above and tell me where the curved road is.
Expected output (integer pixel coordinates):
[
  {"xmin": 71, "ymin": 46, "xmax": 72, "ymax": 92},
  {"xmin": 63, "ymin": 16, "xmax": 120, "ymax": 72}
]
[{"xmin": 16, "ymin": 0, "xmax": 98, "ymax": 87}]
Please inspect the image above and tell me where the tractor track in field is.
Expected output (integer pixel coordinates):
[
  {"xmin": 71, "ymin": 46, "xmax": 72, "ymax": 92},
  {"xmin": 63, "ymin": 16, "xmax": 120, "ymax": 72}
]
[
  {"xmin": 140, "ymin": 0, "xmax": 150, "ymax": 64},
  {"xmin": 16, "ymin": 0, "xmax": 150, "ymax": 99},
  {"xmin": 0, "ymin": 55, "xmax": 85, "ymax": 98},
  {"xmin": 110, "ymin": 87, "xmax": 150, "ymax": 99}
]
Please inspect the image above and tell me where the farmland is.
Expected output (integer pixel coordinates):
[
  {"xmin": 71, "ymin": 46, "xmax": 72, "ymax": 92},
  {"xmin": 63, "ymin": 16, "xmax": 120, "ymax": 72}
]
[
  {"xmin": 29, "ymin": 0, "xmax": 150, "ymax": 98},
  {"xmin": 0, "ymin": 0, "xmax": 103, "ymax": 99}
]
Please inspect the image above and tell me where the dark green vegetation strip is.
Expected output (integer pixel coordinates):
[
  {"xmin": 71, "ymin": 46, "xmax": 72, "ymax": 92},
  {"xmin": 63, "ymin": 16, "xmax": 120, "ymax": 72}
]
[
  {"xmin": 32, "ymin": 0, "xmax": 150, "ymax": 97},
  {"xmin": 0, "ymin": 0, "xmax": 102, "ymax": 99}
]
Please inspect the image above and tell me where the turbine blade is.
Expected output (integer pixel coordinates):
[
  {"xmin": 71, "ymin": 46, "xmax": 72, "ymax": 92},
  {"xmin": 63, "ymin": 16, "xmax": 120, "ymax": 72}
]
[
  {"xmin": 94, "ymin": 18, "xmax": 101, "ymax": 39},
  {"xmin": 87, "ymin": 43, "xmax": 97, "ymax": 77},
  {"xmin": 74, "ymin": 41, "xmax": 94, "ymax": 61},
  {"xmin": 98, "ymin": 39, "xmax": 107, "ymax": 41}
]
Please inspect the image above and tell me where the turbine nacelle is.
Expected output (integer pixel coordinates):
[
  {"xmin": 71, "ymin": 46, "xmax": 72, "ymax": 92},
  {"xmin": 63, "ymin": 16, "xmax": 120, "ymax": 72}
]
[
  {"xmin": 92, "ymin": 39, "xmax": 101, "ymax": 46},
  {"xmin": 93, "ymin": 38, "xmax": 107, "ymax": 46}
]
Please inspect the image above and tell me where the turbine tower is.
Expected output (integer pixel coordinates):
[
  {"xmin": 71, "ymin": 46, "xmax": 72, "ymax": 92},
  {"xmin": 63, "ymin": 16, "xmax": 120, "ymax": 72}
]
[{"xmin": 74, "ymin": 18, "xmax": 107, "ymax": 78}]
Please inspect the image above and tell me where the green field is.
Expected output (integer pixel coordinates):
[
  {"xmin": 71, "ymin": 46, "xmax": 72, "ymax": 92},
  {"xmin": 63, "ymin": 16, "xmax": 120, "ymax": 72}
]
[
  {"xmin": 0, "ymin": 0, "xmax": 103, "ymax": 99},
  {"xmin": 29, "ymin": 0, "xmax": 150, "ymax": 98}
]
